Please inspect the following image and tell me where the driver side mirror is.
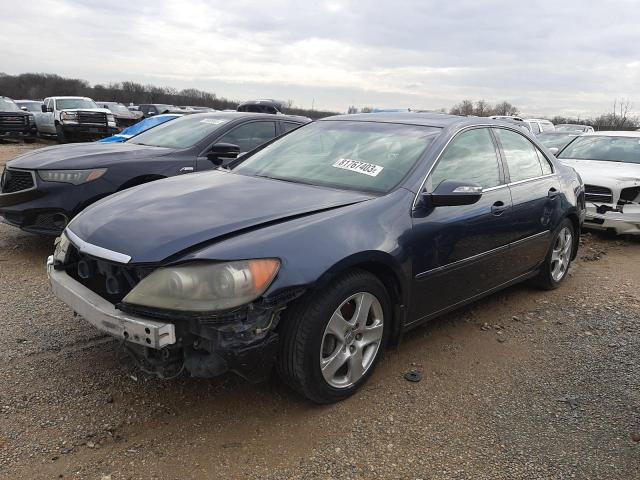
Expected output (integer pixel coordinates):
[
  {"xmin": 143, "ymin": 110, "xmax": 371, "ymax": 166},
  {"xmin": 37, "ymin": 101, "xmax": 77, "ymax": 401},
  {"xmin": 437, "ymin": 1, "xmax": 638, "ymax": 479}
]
[
  {"xmin": 207, "ymin": 143, "xmax": 241, "ymax": 166},
  {"xmin": 41, "ymin": 105, "xmax": 50, "ymax": 113},
  {"xmin": 421, "ymin": 180, "xmax": 483, "ymax": 208}
]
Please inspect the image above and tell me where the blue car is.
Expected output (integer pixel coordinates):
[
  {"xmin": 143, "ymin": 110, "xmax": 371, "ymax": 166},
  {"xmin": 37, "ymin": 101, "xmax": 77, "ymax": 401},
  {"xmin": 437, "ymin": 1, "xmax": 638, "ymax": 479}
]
[
  {"xmin": 47, "ymin": 113, "xmax": 585, "ymax": 403},
  {"xmin": 97, "ymin": 114, "xmax": 181, "ymax": 143}
]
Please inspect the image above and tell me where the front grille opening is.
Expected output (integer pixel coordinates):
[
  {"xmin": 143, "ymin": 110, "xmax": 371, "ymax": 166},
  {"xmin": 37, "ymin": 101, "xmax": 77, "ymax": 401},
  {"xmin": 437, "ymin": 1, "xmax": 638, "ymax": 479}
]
[
  {"xmin": 65, "ymin": 245, "xmax": 152, "ymax": 304},
  {"xmin": 77, "ymin": 111, "xmax": 108, "ymax": 126},
  {"xmin": 1, "ymin": 169, "xmax": 34, "ymax": 193},
  {"xmin": 585, "ymin": 184, "xmax": 613, "ymax": 204}
]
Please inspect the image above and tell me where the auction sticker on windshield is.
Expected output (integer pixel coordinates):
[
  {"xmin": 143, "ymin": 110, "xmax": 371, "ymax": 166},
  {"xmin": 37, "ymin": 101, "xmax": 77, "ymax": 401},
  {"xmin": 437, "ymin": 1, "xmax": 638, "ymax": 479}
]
[{"xmin": 332, "ymin": 158, "xmax": 384, "ymax": 177}]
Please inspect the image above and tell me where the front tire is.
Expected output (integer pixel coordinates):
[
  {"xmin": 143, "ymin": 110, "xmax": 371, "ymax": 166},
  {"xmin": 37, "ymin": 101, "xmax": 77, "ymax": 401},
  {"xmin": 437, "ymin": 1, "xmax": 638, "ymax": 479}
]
[
  {"xmin": 55, "ymin": 124, "xmax": 67, "ymax": 143},
  {"xmin": 532, "ymin": 218, "xmax": 575, "ymax": 290},
  {"xmin": 277, "ymin": 270, "xmax": 390, "ymax": 403}
]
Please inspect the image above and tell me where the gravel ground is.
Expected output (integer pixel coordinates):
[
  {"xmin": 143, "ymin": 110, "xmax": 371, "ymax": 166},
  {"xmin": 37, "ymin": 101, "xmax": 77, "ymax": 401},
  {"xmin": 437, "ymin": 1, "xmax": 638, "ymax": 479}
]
[{"xmin": 1, "ymin": 143, "xmax": 639, "ymax": 479}]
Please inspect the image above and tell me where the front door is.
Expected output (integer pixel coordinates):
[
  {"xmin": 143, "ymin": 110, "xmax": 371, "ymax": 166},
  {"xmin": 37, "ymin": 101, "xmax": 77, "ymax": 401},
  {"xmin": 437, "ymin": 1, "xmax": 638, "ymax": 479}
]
[{"xmin": 409, "ymin": 127, "xmax": 513, "ymax": 323}]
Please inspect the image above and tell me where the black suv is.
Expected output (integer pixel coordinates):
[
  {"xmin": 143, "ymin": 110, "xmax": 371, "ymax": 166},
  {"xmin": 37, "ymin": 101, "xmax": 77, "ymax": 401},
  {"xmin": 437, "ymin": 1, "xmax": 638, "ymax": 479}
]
[{"xmin": 0, "ymin": 96, "xmax": 36, "ymax": 143}]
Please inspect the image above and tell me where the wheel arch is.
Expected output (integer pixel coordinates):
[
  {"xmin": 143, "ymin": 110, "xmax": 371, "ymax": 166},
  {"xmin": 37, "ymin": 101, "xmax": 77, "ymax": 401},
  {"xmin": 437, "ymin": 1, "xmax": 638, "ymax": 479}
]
[{"xmin": 310, "ymin": 251, "xmax": 408, "ymax": 346}]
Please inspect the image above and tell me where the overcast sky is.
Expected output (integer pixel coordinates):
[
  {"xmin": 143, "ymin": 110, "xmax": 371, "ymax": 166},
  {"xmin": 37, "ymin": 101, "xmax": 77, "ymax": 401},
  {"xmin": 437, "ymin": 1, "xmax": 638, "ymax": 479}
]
[{"xmin": 2, "ymin": 0, "xmax": 639, "ymax": 116}]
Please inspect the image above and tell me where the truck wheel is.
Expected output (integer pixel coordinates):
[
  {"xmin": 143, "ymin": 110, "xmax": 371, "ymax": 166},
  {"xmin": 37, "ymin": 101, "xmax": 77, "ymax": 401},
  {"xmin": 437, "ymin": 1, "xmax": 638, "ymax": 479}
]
[
  {"xmin": 277, "ymin": 270, "xmax": 390, "ymax": 403},
  {"xmin": 55, "ymin": 124, "xmax": 68, "ymax": 143}
]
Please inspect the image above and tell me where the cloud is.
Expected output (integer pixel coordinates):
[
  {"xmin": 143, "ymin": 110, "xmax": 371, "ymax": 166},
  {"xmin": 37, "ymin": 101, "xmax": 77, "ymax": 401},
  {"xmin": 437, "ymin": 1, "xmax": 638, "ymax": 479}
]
[{"xmin": 1, "ymin": 0, "xmax": 639, "ymax": 116}]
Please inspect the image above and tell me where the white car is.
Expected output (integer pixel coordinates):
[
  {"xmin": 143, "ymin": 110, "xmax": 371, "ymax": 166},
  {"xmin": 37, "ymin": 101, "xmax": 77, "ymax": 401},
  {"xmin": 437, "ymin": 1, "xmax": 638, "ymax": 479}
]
[
  {"xmin": 37, "ymin": 96, "xmax": 118, "ymax": 142},
  {"xmin": 557, "ymin": 131, "xmax": 640, "ymax": 234}
]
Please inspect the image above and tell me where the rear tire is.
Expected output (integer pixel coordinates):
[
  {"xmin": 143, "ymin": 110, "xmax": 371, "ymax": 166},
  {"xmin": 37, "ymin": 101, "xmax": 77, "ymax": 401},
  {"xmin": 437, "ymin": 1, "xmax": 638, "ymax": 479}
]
[
  {"xmin": 277, "ymin": 270, "xmax": 391, "ymax": 403},
  {"xmin": 532, "ymin": 218, "xmax": 575, "ymax": 290}
]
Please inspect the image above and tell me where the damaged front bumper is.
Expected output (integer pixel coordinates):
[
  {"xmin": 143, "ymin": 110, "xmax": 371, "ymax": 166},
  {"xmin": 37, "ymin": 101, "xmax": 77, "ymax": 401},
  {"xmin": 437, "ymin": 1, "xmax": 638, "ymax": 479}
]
[
  {"xmin": 47, "ymin": 256, "xmax": 290, "ymax": 382},
  {"xmin": 584, "ymin": 203, "xmax": 640, "ymax": 235}
]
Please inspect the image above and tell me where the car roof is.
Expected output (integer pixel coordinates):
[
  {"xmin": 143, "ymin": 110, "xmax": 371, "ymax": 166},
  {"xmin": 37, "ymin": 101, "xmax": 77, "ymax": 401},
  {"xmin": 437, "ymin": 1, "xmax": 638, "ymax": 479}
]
[
  {"xmin": 581, "ymin": 130, "xmax": 640, "ymax": 138},
  {"xmin": 320, "ymin": 112, "xmax": 521, "ymax": 129},
  {"xmin": 184, "ymin": 111, "xmax": 309, "ymax": 122},
  {"xmin": 525, "ymin": 118, "xmax": 553, "ymax": 123},
  {"xmin": 47, "ymin": 96, "xmax": 93, "ymax": 100}
]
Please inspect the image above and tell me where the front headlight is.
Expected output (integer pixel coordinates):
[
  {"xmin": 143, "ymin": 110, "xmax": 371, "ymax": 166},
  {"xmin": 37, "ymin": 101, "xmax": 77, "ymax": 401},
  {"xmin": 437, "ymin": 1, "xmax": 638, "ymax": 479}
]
[
  {"xmin": 123, "ymin": 259, "xmax": 280, "ymax": 312},
  {"xmin": 53, "ymin": 231, "xmax": 71, "ymax": 264},
  {"xmin": 106, "ymin": 114, "xmax": 115, "ymax": 123},
  {"xmin": 38, "ymin": 169, "xmax": 107, "ymax": 185},
  {"xmin": 60, "ymin": 112, "xmax": 78, "ymax": 122}
]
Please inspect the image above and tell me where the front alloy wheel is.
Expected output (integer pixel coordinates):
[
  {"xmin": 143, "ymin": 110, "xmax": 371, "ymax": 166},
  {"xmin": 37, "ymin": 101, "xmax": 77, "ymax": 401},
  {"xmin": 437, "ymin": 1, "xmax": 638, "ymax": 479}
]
[
  {"xmin": 320, "ymin": 292, "xmax": 384, "ymax": 388},
  {"xmin": 277, "ymin": 270, "xmax": 390, "ymax": 403}
]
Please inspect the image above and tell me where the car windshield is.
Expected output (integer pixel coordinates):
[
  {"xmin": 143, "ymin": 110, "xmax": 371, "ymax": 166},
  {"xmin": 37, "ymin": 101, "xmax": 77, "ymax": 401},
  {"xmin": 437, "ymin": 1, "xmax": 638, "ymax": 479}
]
[
  {"xmin": 56, "ymin": 98, "xmax": 98, "ymax": 110},
  {"xmin": 121, "ymin": 115, "xmax": 179, "ymax": 137},
  {"xmin": 0, "ymin": 98, "xmax": 21, "ymax": 112},
  {"xmin": 16, "ymin": 101, "xmax": 42, "ymax": 112},
  {"xmin": 558, "ymin": 135, "xmax": 640, "ymax": 163},
  {"xmin": 105, "ymin": 103, "xmax": 130, "ymax": 115},
  {"xmin": 538, "ymin": 133, "xmax": 579, "ymax": 149},
  {"xmin": 234, "ymin": 120, "xmax": 440, "ymax": 194},
  {"xmin": 128, "ymin": 114, "xmax": 229, "ymax": 148},
  {"xmin": 556, "ymin": 124, "xmax": 586, "ymax": 132}
]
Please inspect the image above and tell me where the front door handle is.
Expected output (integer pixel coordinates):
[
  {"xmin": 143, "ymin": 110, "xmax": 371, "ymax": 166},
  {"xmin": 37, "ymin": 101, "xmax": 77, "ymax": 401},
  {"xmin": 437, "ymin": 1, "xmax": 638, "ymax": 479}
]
[
  {"xmin": 548, "ymin": 188, "xmax": 560, "ymax": 199},
  {"xmin": 491, "ymin": 201, "xmax": 509, "ymax": 216}
]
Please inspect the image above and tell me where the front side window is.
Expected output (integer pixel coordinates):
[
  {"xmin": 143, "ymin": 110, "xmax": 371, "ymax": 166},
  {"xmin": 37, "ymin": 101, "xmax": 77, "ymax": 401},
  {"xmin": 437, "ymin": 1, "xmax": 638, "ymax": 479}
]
[
  {"xmin": 234, "ymin": 121, "xmax": 440, "ymax": 194},
  {"xmin": 558, "ymin": 135, "xmax": 640, "ymax": 164},
  {"xmin": 494, "ymin": 128, "xmax": 544, "ymax": 182},
  {"xmin": 428, "ymin": 128, "xmax": 501, "ymax": 191},
  {"xmin": 218, "ymin": 121, "xmax": 276, "ymax": 152}
]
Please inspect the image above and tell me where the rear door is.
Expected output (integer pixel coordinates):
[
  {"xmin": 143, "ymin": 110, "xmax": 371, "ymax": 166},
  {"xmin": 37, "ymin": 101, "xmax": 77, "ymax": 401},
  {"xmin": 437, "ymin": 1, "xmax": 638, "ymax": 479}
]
[
  {"xmin": 493, "ymin": 127, "xmax": 562, "ymax": 276},
  {"xmin": 409, "ymin": 127, "xmax": 514, "ymax": 322}
]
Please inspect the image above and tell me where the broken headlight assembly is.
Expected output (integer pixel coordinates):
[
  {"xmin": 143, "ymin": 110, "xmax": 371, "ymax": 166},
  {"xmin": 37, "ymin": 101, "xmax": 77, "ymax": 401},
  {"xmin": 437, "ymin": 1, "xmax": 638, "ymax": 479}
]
[
  {"xmin": 122, "ymin": 259, "xmax": 280, "ymax": 313},
  {"xmin": 52, "ymin": 231, "xmax": 71, "ymax": 264}
]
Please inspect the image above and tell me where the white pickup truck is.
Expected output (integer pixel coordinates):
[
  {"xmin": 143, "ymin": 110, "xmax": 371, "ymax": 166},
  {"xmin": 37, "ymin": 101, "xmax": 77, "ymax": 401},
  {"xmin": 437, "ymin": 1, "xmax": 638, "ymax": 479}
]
[{"xmin": 37, "ymin": 96, "xmax": 119, "ymax": 142}]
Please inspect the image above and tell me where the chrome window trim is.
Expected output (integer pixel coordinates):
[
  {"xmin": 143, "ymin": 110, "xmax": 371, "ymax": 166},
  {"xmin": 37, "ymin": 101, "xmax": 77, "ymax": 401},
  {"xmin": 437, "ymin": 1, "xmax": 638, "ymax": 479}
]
[
  {"xmin": 507, "ymin": 173, "xmax": 556, "ymax": 187},
  {"xmin": 0, "ymin": 168, "xmax": 37, "ymax": 196},
  {"xmin": 66, "ymin": 228, "xmax": 132, "ymax": 264}
]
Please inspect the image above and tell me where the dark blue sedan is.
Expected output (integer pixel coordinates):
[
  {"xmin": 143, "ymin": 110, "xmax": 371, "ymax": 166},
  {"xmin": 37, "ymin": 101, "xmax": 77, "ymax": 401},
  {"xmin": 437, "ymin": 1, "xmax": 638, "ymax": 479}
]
[{"xmin": 47, "ymin": 113, "xmax": 585, "ymax": 403}]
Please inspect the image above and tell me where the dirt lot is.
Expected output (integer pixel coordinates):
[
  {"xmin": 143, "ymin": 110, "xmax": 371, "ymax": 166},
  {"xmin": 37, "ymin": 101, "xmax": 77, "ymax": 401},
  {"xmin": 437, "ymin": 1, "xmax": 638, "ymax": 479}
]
[{"xmin": 1, "ymin": 142, "xmax": 639, "ymax": 479}]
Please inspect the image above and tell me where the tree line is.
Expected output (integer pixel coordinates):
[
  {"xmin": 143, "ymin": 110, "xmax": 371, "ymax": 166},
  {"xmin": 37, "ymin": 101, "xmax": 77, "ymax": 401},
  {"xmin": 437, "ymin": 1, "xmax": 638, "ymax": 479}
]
[{"xmin": 0, "ymin": 72, "xmax": 337, "ymax": 120}]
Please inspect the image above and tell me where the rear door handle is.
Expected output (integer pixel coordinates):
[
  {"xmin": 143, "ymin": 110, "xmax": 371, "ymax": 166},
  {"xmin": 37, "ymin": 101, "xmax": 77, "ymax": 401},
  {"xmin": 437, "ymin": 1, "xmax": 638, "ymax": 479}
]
[
  {"xmin": 179, "ymin": 166, "xmax": 194, "ymax": 173},
  {"xmin": 548, "ymin": 188, "xmax": 560, "ymax": 199},
  {"xmin": 491, "ymin": 201, "xmax": 509, "ymax": 216}
]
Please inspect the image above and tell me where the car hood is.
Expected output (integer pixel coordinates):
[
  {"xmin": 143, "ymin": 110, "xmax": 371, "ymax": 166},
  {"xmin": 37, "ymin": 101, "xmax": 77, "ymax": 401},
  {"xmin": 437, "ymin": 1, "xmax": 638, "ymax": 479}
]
[
  {"xmin": 67, "ymin": 170, "xmax": 373, "ymax": 264},
  {"xmin": 59, "ymin": 108, "xmax": 111, "ymax": 114},
  {"xmin": 6, "ymin": 142, "xmax": 174, "ymax": 169},
  {"xmin": 559, "ymin": 158, "xmax": 640, "ymax": 188}
]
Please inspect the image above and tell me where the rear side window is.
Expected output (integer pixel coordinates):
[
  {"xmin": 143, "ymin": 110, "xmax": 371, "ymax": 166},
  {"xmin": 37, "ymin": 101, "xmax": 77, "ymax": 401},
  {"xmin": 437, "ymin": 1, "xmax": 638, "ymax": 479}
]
[
  {"xmin": 282, "ymin": 122, "xmax": 301, "ymax": 133},
  {"xmin": 219, "ymin": 121, "xmax": 277, "ymax": 152},
  {"xmin": 494, "ymin": 128, "xmax": 546, "ymax": 182},
  {"xmin": 528, "ymin": 122, "xmax": 541, "ymax": 134},
  {"xmin": 429, "ymin": 128, "xmax": 501, "ymax": 190}
]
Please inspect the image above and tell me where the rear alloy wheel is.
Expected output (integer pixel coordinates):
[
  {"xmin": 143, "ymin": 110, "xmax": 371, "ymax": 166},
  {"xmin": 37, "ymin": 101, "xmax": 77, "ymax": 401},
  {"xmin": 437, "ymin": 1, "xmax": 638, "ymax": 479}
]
[
  {"xmin": 532, "ymin": 218, "xmax": 575, "ymax": 290},
  {"xmin": 277, "ymin": 270, "xmax": 390, "ymax": 403}
]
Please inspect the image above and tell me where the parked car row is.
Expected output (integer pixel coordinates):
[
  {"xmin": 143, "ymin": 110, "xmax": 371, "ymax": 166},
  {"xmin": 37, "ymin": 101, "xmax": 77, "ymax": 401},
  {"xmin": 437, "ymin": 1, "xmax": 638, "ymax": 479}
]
[{"xmin": 1, "ymin": 112, "xmax": 587, "ymax": 402}]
